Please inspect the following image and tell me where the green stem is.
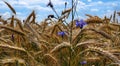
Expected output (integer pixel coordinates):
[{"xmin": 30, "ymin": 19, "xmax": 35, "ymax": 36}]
[
  {"xmin": 69, "ymin": 0, "xmax": 74, "ymax": 66},
  {"xmin": 70, "ymin": 0, "xmax": 74, "ymax": 44},
  {"xmin": 51, "ymin": 7, "xmax": 59, "ymax": 19}
]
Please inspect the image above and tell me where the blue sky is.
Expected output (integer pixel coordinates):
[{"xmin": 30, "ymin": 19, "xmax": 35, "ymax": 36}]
[{"xmin": 0, "ymin": 0, "xmax": 120, "ymax": 22}]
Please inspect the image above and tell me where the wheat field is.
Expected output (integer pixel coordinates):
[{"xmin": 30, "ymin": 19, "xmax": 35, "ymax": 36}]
[{"xmin": 0, "ymin": 1, "xmax": 120, "ymax": 66}]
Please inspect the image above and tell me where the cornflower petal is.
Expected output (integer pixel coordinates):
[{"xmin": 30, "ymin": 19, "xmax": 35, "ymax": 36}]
[
  {"xmin": 58, "ymin": 31, "xmax": 65, "ymax": 37},
  {"xmin": 75, "ymin": 19, "xmax": 87, "ymax": 29},
  {"xmin": 80, "ymin": 61, "xmax": 87, "ymax": 64}
]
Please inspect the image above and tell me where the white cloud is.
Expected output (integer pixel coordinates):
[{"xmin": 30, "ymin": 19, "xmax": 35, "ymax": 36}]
[
  {"xmin": 27, "ymin": 5, "xmax": 52, "ymax": 11},
  {"xmin": 0, "ymin": 1, "xmax": 4, "ymax": 4},
  {"xmin": 97, "ymin": 1, "xmax": 103, "ymax": 4},
  {"xmin": 107, "ymin": 10, "xmax": 111, "ymax": 13},
  {"xmin": 18, "ymin": 1, "xmax": 28, "ymax": 6},
  {"xmin": 78, "ymin": 1, "xmax": 86, "ymax": 6},
  {"xmin": 91, "ymin": 8, "xmax": 99, "ymax": 12},
  {"xmin": 77, "ymin": 1, "xmax": 87, "ymax": 9},
  {"xmin": 87, "ymin": 0, "xmax": 92, "ymax": 2},
  {"xmin": 111, "ymin": 3, "xmax": 117, "ymax": 6},
  {"xmin": 0, "ymin": 0, "xmax": 119, "ymax": 22},
  {"xmin": 88, "ymin": 1, "xmax": 103, "ymax": 6},
  {"xmin": 0, "ymin": 0, "xmax": 67, "ymax": 12},
  {"xmin": 3, "ymin": 0, "xmax": 66, "ymax": 5},
  {"xmin": 78, "ymin": 15, "xmax": 86, "ymax": 19},
  {"xmin": 52, "ymin": 0, "xmax": 67, "ymax": 5},
  {"xmin": 1, "ymin": 12, "xmax": 11, "ymax": 19},
  {"xmin": 102, "ymin": 10, "xmax": 114, "ymax": 18}
]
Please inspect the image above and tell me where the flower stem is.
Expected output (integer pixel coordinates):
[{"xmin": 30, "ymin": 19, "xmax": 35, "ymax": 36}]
[
  {"xmin": 51, "ymin": 7, "xmax": 59, "ymax": 19},
  {"xmin": 69, "ymin": 0, "xmax": 74, "ymax": 66},
  {"xmin": 70, "ymin": 0, "xmax": 74, "ymax": 44}
]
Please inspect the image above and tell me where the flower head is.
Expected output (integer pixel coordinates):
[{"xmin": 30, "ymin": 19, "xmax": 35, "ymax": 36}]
[
  {"xmin": 58, "ymin": 31, "xmax": 66, "ymax": 37},
  {"xmin": 47, "ymin": 1, "xmax": 53, "ymax": 8},
  {"xmin": 48, "ymin": 14, "xmax": 54, "ymax": 18},
  {"xmin": 80, "ymin": 61, "xmax": 87, "ymax": 65},
  {"xmin": 75, "ymin": 19, "xmax": 87, "ymax": 29}
]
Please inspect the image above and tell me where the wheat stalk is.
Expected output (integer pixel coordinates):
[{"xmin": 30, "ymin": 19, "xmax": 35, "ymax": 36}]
[
  {"xmin": 75, "ymin": 40, "xmax": 108, "ymax": 48},
  {"xmin": 25, "ymin": 10, "xmax": 35, "ymax": 24},
  {"xmin": 25, "ymin": 23, "xmax": 40, "ymax": 41},
  {"xmin": 76, "ymin": 47, "xmax": 120, "ymax": 63},
  {"xmin": 4, "ymin": 1, "xmax": 16, "ymax": 15},
  {"xmin": 0, "ymin": 25, "xmax": 26, "ymax": 36},
  {"xmin": 0, "ymin": 57, "xmax": 25, "ymax": 65},
  {"xmin": 50, "ymin": 42, "xmax": 71, "ymax": 54},
  {"xmin": 0, "ymin": 44, "xmax": 37, "ymax": 66},
  {"xmin": 43, "ymin": 54, "xmax": 59, "ymax": 66},
  {"xmin": 89, "ymin": 28, "xmax": 113, "ymax": 40},
  {"xmin": 10, "ymin": 15, "xmax": 14, "ymax": 27},
  {"xmin": 14, "ymin": 18, "xmax": 24, "ymax": 31},
  {"xmin": 0, "ymin": 38, "xmax": 14, "ymax": 45}
]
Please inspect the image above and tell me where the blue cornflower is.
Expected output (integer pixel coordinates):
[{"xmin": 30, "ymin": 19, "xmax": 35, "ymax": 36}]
[
  {"xmin": 76, "ymin": 19, "xmax": 87, "ymax": 29},
  {"xmin": 47, "ymin": 1, "xmax": 53, "ymax": 8},
  {"xmin": 80, "ymin": 61, "xmax": 87, "ymax": 65},
  {"xmin": 58, "ymin": 31, "xmax": 66, "ymax": 37}
]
